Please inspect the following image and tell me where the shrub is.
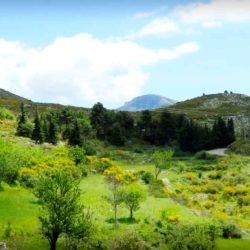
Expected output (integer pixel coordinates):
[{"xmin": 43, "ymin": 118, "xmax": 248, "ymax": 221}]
[
  {"xmin": 167, "ymin": 215, "xmax": 181, "ymax": 223},
  {"xmin": 141, "ymin": 171, "xmax": 154, "ymax": 184},
  {"xmin": 0, "ymin": 108, "xmax": 15, "ymax": 120},
  {"xmin": 209, "ymin": 171, "xmax": 222, "ymax": 180},
  {"xmin": 105, "ymin": 231, "xmax": 149, "ymax": 250},
  {"xmin": 163, "ymin": 224, "xmax": 216, "ymax": 250},
  {"xmin": 221, "ymin": 223, "xmax": 242, "ymax": 239},
  {"xmin": 83, "ymin": 141, "xmax": 97, "ymax": 155},
  {"xmin": 195, "ymin": 151, "xmax": 217, "ymax": 161}
]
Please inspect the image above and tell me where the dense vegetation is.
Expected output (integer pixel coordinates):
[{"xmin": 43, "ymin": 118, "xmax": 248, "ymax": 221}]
[
  {"xmin": 0, "ymin": 101, "xmax": 249, "ymax": 250},
  {"xmin": 16, "ymin": 102, "xmax": 235, "ymax": 152}
]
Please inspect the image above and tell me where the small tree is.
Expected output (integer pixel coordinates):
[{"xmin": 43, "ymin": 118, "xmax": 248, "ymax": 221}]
[
  {"xmin": 104, "ymin": 166, "xmax": 136, "ymax": 226},
  {"xmin": 34, "ymin": 170, "xmax": 92, "ymax": 250},
  {"xmin": 68, "ymin": 146, "xmax": 86, "ymax": 166},
  {"xmin": 153, "ymin": 150, "xmax": 174, "ymax": 180},
  {"xmin": 120, "ymin": 184, "xmax": 146, "ymax": 220}
]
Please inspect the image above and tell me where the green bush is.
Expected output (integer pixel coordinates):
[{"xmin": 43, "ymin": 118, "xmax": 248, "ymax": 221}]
[
  {"xmin": 161, "ymin": 224, "xmax": 217, "ymax": 250},
  {"xmin": 221, "ymin": 223, "xmax": 242, "ymax": 239},
  {"xmin": 195, "ymin": 151, "xmax": 217, "ymax": 161},
  {"xmin": 141, "ymin": 171, "xmax": 154, "ymax": 184},
  {"xmin": 105, "ymin": 231, "xmax": 149, "ymax": 250},
  {"xmin": 0, "ymin": 108, "xmax": 15, "ymax": 120}
]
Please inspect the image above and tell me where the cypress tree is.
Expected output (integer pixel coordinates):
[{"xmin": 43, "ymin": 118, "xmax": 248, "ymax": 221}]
[
  {"xmin": 227, "ymin": 118, "xmax": 235, "ymax": 144},
  {"xmin": 68, "ymin": 119, "xmax": 83, "ymax": 146},
  {"xmin": 47, "ymin": 119, "xmax": 58, "ymax": 145},
  {"xmin": 32, "ymin": 111, "xmax": 44, "ymax": 144},
  {"xmin": 16, "ymin": 103, "xmax": 27, "ymax": 136}
]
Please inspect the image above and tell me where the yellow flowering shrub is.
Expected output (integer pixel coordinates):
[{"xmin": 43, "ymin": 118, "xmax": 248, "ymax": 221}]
[{"xmin": 167, "ymin": 215, "xmax": 181, "ymax": 223}]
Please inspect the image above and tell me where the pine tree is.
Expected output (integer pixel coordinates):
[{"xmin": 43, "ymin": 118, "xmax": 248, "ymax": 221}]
[
  {"xmin": 32, "ymin": 111, "xmax": 44, "ymax": 144},
  {"xmin": 68, "ymin": 119, "xmax": 83, "ymax": 146},
  {"xmin": 47, "ymin": 119, "xmax": 58, "ymax": 145},
  {"xmin": 227, "ymin": 118, "xmax": 235, "ymax": 144},
  {"xmin": 16, "ymin": 103, "xmax": 33, "ymax": 137}
]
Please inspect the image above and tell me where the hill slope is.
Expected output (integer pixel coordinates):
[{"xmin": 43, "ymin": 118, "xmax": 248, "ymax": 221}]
[
  {"xmin": 118, "ymin": 94, "xmax": 176, "ymax": 111},
  {"xmin": 163, "ymin": 92, "xmax": 250, "ymax": 133},
  {"xmin": 0, "ymin": 88, "xmax": 88, "ymax": 115}
]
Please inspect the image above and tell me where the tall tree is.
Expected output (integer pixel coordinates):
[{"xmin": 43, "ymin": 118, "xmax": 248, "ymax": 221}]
[
  {"xmin": 90, "ymin": 103, "xmax": 111, "ymax": 140},
  {"xmin": 68, "ymin": 119, "xmax": 83, "ymax": 146},
  {"xmin": 34, "ymin": 170, "xmax": 92, "ymax": 250},
  {"xmin": 16, "ymin": 103, "xmax": 33, "ymax": 137},
  {"xmin": 47, "ymin": 119, "xmax": 58, "ymax": 145},
  {"xmin": 32, "ymin": 111, "xmax": 44, "ymax": 144},
  {"xmin": 227, "ymin": 118, "xmax": 235, "ymax": 145}
]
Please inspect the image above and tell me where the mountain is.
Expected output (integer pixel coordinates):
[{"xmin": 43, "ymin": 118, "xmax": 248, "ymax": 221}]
[
  {"xmin": 118, "ymin": 94, "xmax": 176, "ymax": 111},
  {"xmin": 162, "ymin": 92, "xmax": 250, "ymax": 133}
]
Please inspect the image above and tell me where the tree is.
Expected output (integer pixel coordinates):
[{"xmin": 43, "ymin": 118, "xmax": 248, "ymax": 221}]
[
  {"xmin": 16, "ymin": 103, "xmax": 33, "ymax": 137},
  {"xmin": 107, "ymin": 122, "xmax": 125, "ymax": 146},
  {"xmin": 153, "ymin": 150, "xmax": 174, "ymax": 180},
  {"xmin": 47, "ymin": 119, "xmax": 58, "ymax": 145},
  {"xmin": 120, "ymin": 184, "xmax": 146, "ymax": 220},
  {"xmin": 68, "ymin": 119, "xmax": 83, "ymax": 146},
  {"xmin": 104, "ymin": 166, "xmax": 136, "ymax": 226},
  {"xmin": 34, "ymin": 170, "xmax": 92, "ymax": 250},
  {"xmin": 227, "ymin": 118, "xmax": 235, "ymax": 145},
  {"xmin": 68, "ymin": 146, "xmax": 86, "ymax": 166},
  {"xmin": 138, "ymin": 110, "xmax": 153, "ymax": 142},
  {"xmin": 32, "ymin": 111, "xmax": 44, "ymax": 144},
  {"xmin": 90, "ymin": 102, "xmax": 111, "ymax": 140}
]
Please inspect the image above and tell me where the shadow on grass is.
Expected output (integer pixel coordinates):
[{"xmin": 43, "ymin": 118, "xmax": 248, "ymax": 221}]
[{"xmin": 106, "ymin": 217, "xmax": 140, "ymax": 225}]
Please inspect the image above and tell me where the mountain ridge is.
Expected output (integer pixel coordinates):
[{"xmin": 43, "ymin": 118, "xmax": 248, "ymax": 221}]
[{"xmin": 118, "ymin": 94, "xmax": 176, "ymax": 111}]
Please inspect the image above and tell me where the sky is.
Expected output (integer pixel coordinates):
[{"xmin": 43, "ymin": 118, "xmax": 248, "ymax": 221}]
[{"xmin": 0, "ymin": 0, "xmax": 250, "ymax": 108}]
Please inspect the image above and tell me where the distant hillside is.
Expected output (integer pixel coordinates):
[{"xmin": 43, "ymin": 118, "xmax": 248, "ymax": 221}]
[
  {"xmin": 118, "ymin": 94, "xmax": 176, "ymax": 111},
  {"xmin": 0, "ymin": 88, "xmax": 30, "ymax": 101},
  {"xmin": 162, "ymin": 92, "xmax": 250, "ymax": 133},
  {"xmin": 0, "ymin": 88, "xmax": 89, "ymax": 115}
]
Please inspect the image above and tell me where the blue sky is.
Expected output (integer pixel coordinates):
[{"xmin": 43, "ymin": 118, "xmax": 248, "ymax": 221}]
[{"xmin": 0, "ymin": 0, "xmax": 250, "ymax": 108}]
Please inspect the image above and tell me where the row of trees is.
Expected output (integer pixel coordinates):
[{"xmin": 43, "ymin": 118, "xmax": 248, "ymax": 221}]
[
  {"xmin": 90, "ymin": 103, "xmax": 235, "ymax": 151},
  {"xmin": 16, "ymin": 104, "xmax": 91, "ymax": 146},
  {"xmin": 16, "ymin": 103, "xmax": 235, "ymax": 152}
]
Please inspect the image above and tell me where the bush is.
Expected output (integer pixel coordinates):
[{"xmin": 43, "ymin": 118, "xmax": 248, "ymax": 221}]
[
  {"xmin": 221, "ymin": 223, "xmax": 242, "ymax": 239},
  {"xmin": 162, "ymin": 224, "xmax": 216, "ymax": 250},
  {"xmin": 105, "ymin": 231, "xmax": 149, "ymax": 250},
  {"xmin": 141, "ymin": 171, "xmax": 154, "ymax": 184},
  {"xmin": 83, "ymin": 141, "xmax": 97, "ymax": 155},
  {"xmin": 195, "ymin": 151, "xmax": 217, "ymax": 161},
  {"xmin": 0, "ymin": 108, "xmax": 15, "ymax": 120}
]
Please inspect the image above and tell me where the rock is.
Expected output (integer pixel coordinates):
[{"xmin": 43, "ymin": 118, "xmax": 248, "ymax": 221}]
[{"xmin": 0, "ymin": 242, "xmax": 6, "ymax": 249}]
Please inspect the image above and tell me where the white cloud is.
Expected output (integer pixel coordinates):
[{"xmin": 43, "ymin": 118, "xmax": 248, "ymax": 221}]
[
  {"xmin": 132, "ymin": 11, "xmax": 156, "ymax": 19},
  {"xmin": 202, "ymin": 21, "xmax": 222, "ymax": 28},
  {"xmin": 129, "ymin": 17, "xmax": 178, "ymax": 39},
  {"xmin": 0, "ymin": 34, "xmax": 199, "ymax": 107},
  {"xmin": 173, "ymin": 0, "xmax": 250, "ymax": 26}
]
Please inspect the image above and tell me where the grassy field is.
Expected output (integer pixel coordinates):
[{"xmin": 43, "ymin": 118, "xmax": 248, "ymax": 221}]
[{"xmin": 1, "ymin": 171, "xmax": 250, "ymax": 249}]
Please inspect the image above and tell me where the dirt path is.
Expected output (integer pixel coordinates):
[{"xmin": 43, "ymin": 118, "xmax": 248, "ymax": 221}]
[{"xmin": 206, "ymin": 148, "xmax": 227, "ymax": 156}]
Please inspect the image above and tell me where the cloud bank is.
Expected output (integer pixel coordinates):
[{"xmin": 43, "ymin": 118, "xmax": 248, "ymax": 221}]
[
  {"xmin": 0, "ymin": 34, "xmax": 199, "ymax": 107},
  {"xmin": 173, "ymin": 0, "xmax": 250, "ymax": 27}
]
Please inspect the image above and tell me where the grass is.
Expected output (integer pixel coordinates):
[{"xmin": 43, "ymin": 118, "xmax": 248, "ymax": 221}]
[
  {"xmin": 0, "ymin": 173, "xmax": 250, "ymax": 249},
  {"xmin": 216, "ymin": 239, "xmax": 250, "ymax": 250}
]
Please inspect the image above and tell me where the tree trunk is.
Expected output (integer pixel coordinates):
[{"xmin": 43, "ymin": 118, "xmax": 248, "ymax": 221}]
[
  {"xmin": 50, "ymin": 233, "xmax": 59, "ymax": 250},
  {"xmin": 114, "ymin": 204, "xmax": 118, "ymax": 226},
  {"xmin": 130, "ymin": 207, "xmax": 133, "ymax": 220}
]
